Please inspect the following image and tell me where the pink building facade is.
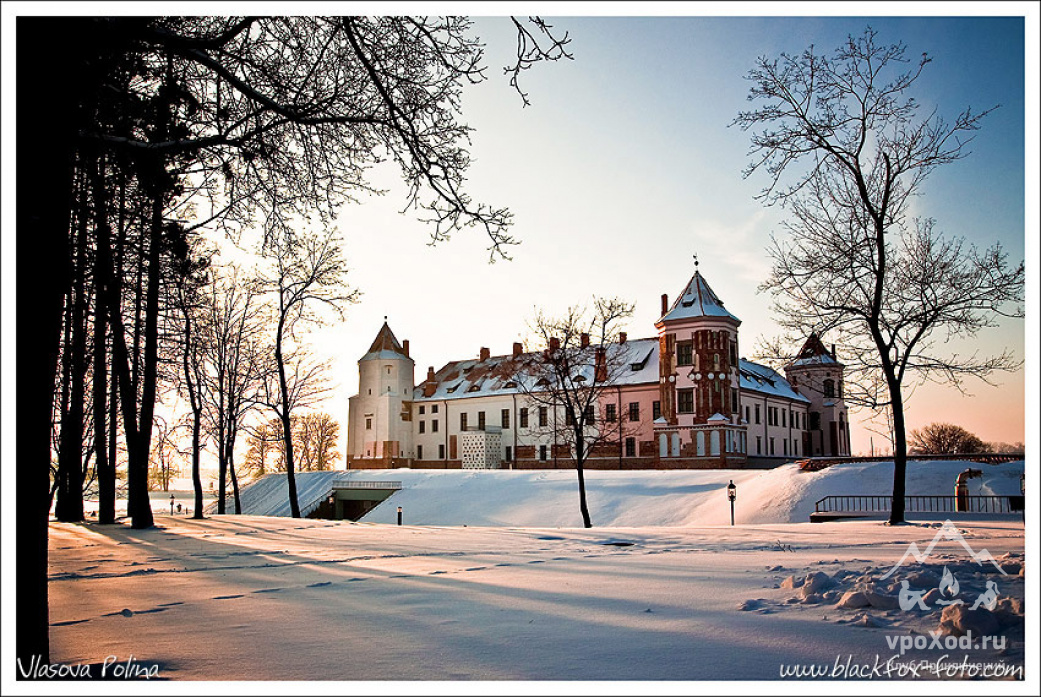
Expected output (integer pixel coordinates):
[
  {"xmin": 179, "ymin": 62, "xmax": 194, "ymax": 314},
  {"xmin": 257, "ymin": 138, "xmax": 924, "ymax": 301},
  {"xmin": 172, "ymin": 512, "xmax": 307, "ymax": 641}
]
[{"xmin": 346, "ymin": 268, "xmax": 849, "ymax": 469}]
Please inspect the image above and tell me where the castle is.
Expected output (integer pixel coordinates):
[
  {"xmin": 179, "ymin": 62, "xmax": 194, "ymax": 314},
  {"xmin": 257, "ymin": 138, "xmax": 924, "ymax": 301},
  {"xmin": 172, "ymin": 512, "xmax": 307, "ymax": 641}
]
[{"xmin": 346, "ymin": 267, "xmax": 851, "ymax": 470}]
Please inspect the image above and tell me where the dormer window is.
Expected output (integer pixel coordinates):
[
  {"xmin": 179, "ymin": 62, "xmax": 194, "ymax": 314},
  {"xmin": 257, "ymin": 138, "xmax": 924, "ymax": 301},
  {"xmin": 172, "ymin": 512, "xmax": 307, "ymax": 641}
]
[{"xmin": 468, "ymin": 383, "xmax": 481, "ymax": 392}]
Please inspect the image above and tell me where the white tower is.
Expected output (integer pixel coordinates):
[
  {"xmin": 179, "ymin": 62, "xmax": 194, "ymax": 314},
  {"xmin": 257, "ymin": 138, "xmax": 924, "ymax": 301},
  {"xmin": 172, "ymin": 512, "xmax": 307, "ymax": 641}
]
[{"xmin": 347, "ymin": 322, "xmax": 415, "ymax": 467}]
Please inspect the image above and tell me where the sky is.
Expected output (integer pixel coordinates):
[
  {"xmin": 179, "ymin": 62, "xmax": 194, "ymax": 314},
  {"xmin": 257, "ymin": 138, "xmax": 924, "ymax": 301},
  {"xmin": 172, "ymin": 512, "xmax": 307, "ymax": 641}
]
[
  {"xmin": 2, "ymin": 3, "xmax": 1036, "ymax": 466},
  {"xmin": 306, "ymin": 9, "xmax": 1035, "ymax": 456}
]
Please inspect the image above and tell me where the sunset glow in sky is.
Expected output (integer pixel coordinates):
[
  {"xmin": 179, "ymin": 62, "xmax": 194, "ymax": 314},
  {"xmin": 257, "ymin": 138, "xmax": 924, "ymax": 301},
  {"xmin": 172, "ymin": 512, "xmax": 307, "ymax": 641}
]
[
  {"xmin": 2, "ymin": 5, "xmax": 1035, "ymax": 461},
  {"xmin": 306, "ymin": 10, "xmax": 1033, "ymax": 456}
]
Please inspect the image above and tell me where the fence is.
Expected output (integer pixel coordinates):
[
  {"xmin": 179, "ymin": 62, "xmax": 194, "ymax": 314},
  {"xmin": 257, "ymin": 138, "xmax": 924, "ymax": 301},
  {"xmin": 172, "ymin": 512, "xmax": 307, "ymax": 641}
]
[
  {"xmin": 331, "ymin": 479, "xmax": 402, "ymax": 490},
  {"xmin": 814, "ymin": 494, "xmax": 1022, "ymax": 515}
]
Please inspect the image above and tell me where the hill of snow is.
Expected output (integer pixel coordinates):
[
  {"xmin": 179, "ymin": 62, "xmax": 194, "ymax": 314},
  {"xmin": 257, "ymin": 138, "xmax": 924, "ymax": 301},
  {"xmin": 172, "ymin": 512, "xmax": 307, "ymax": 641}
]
[{"xmin": 305, "ymin": 459, "xmax": 1024, "ymax": 527}]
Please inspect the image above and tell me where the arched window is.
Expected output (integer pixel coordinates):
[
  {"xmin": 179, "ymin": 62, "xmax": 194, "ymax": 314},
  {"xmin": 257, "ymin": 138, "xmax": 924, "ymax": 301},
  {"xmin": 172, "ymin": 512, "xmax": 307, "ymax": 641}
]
[{"xmin": 823, "ymin": 379, "xmax": 835, "ymax": 398}]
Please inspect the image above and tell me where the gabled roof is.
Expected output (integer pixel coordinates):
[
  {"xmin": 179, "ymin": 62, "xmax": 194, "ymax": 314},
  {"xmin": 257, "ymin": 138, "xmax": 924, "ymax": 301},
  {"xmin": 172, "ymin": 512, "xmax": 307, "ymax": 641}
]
[
  {"xmin": 360, "ymin": 322, "xmax": 411, "ymax": 362},
  {"xmin": 414, "ymin": 338, "xmax": 661, "ymax": 402},
  {"xmin": 788, "ymin": 332, "xmax": 841, "ymax": 367},
  {"xmin": 738, "ymin": 359, "xmax": 809, "ymax": 403},
  {"xmin": 659, "ymin": 270, "xmax": 740, "ymax": 324}
]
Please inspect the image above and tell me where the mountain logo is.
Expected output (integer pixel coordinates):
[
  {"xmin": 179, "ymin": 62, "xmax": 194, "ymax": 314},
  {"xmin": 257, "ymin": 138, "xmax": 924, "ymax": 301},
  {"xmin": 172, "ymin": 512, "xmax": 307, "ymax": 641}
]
[{"xmin": 880, "ymin": 520, "xmax": 1008, "ymax": 580}]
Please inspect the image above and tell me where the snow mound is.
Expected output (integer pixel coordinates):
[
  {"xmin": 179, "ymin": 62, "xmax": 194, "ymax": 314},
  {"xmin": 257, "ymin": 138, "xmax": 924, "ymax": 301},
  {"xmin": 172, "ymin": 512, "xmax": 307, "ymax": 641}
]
[{"xmin": 351, "ymin": 459, "xmax": 1023, "ymax": 527}]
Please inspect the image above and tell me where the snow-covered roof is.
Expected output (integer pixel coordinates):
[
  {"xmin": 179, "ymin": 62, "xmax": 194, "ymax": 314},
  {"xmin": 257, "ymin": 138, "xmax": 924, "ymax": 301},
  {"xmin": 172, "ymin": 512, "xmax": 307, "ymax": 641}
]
[
  {"xmin": 205, "ymin": 470, "xmax": 344, "ymax": 518},
  {"xmin": 788, "ymin": 332, "xmax": 842, "ymax": 368},
  {"xmin": 659, "ymin": 271, "xmax": 740, "ymax": 324},
  {"xmin": 738, "ymin": 359, "xmax": 809, "ymax": 403},
  {"xmin": 414, "ymin": 338, "xmax": 661, "ymax": 402},
  {"xmin": 360, "ymin": 322, "xmax": 411, "ymax": 362}
]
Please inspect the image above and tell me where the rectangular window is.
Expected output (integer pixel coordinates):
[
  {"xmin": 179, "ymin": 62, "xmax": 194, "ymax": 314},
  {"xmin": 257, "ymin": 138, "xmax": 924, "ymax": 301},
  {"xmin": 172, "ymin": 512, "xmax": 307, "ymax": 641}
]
[
  {"xmin": 432, "ymin": 419, "xmax": 439, "ymax": 433},
  {"xmin": 756, "ymin": 435, "xmax": 762, "ymax": 455},
  {"xmin": 782, "ymin": 409, "xmax": 786, "ymax": 428},
  {"xmin": 625, "ymin": 437, "xmax": 636, "ymax": 458},
  {"xmin": 754, "ymin": 404, "xmax": 761, "ymax": 425},
  {"xmin": 538, "ymin": 406, "xmax": 548, "ymax": 427},
  {"xmin": 606, "ymin": 403, "xmax": 617, "ymax": 422},
  {"xmin": 628, "ymin": 402, "xmax": 640, "ymax": 421},
  {"xmin": 460, "ymin": 412, "xmax": 468, "ymax": 430},
  {"xmin": 769, "ymin": 437, "xmax": 775, "ymax": 455},
  {"xmin": 501, "ymin": 409, "xmax": 510, "ymax": 429},
  {"xmin": 783, "ymin": 439, "xmax": 788, "ymax": 456},
  {"xmin": 584, "ymin": 404, "xmax": 595, "ymax": 424},
  {"xmin": 539, "ymin": 445, "xmax": 548, "ymax": 461},
  {"xmin": 418, "ymin": 420, "xmax": 426, "ymax": 434},
  {"xmin": 652, "ymin": 401, "xmax": 661, "ymax": 420},
  {"xmin": 566, "ymin": 409, "xmax": 574, "ymax": 427},
  {"xmin": 365, "ymin": 417, "xmax": 372, "ymax": 430},
  {"xmin": 478, "ymin": 411, "xmax": 486, "ymax": 430},
  {"xmin": 432, "ymin": 404, "xmax": 439, "ymax": 414},
  {"xmin": 676, "ymin": 341, "xmax": 693, "ymax": 366},
  {"xmin": 417, "ymin": 445, "xmax": 423, "ymax": 460},
  {"xmin": 520, "ymin": 407, "xmax": 529, "ymax": 428},
  {"xmin": 745, "ymin": 406, "xmax": 750, "ymax": 423},
  {"xmin": 505, "ymin": 446, "xmax": 513, "ymax": 462},
  {"xmin": 419, "ymin": 405, "xmax": 425, "ymax": 415},
  {"xmin": 731, "ymin": 388, "xmax": 739, "ymax": 413},
  {"xmin": 438, "ymin": 444, "xmax": 445, "ymax": 459},
  {"xmin": 730, "ymin": 341, "xmax": 738, "ymax": 367},
  {"xmin": 677, "ymin": 388, "xmax": 694, "ymax": 414}
]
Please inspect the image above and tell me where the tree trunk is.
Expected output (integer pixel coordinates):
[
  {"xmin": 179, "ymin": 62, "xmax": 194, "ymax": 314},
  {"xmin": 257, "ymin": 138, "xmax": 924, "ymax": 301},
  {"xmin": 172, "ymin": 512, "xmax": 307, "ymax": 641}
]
[
  {"xmin": 575, "ymin": 433, "xmax": 592, "ymax": 528},
  {"xmin": 126, "ymin": 188, "xmax": 163, "ymax": 529},
  {"xmin": 887, "ymin": 382, "xmax": 909, "ymax": 525},
  {"xmin": 94, "ymin": 252, "xmax": 114, "ymax": 524},
  {"xmin": 227, "ymin": 420, "xmax": 243, "ymax": 514},
  {"xmin": 57, "ymin": 193, "xmax": 89, "ymax": 523},
  {"xmin": 275, "ymin": 330, "xmax": 301, "ymax": 518},
  {"xmin": 17, "ymin": 15, "xmax": 88, "ymax": 669}
]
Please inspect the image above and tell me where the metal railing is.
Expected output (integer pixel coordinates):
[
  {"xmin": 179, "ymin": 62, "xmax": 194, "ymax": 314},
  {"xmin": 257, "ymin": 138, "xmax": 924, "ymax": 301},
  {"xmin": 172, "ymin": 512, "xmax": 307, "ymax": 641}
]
[
  {"xmin": 331, "ymin": 479, "xmax": 402, "ymax": 490},
  {"xmin": 814, "ymin": 495, "xmax": 1021, "ymax": 514}
]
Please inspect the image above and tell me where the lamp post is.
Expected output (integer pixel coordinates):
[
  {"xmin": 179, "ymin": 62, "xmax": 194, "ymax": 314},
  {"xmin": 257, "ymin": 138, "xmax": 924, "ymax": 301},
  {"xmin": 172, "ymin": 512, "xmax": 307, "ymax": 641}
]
[
  {"xmin": 727, "ymin": 480, "xmax": 737, "ymax": 526},
  {"xmin": 397, "ymin": 506, "xmax": 403, "ymax": 526},
  {"xmin": 169, "ymin": 494, "xmax": 175, "ymax": 516}
]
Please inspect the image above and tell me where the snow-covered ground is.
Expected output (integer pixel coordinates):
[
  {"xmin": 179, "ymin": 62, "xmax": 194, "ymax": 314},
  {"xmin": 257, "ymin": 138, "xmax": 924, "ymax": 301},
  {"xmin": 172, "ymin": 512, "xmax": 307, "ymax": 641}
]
[
  {"xmin": 338, "ymin": 459, "xmax": 1023, "ymax": 527},
  {"xmin": 39, "ymin": 460, "xmax": 1030, "ymax": 684}
]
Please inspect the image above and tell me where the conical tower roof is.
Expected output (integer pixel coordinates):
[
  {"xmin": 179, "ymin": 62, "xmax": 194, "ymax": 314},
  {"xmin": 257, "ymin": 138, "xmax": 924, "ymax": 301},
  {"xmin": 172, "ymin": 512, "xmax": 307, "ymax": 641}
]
[
  {"xmin": 659, "ymin": 270, "xmax": 740, "ymax": 324},
  {"xmin": 359, "ymin": 322, "xmax": 411, "ymax": 362},
  {"xmin": 788, "ymin": 332, "xmax": 841, "ymax": 367}
]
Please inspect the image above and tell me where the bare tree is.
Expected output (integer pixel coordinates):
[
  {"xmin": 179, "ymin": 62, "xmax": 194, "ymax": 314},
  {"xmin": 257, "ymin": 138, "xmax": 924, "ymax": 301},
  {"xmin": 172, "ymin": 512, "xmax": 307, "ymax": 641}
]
[
  {"xmin": 243, "ymin": 413, "xmax": 340, "ymax": 478},
  {"xmin": 296, "ymin": 413, "xmax": 342, "ymax": 472},
  {"xmin": 733, "ymin": 28, "xmax": 1024, "ymax": 524},
  {"xmin": 199, "ymin": 267, "xmax": 270, "ymax": 514},
  {"xmin": 258, "ymin": 230, "xmax": 352, "ymax": 517},
  {"xmin": 517, "ymin": 298, "xmax": 635, "ymax": 528},
  {"xmin": 148, "ymin": 417, "xmax": 182, "ymax": 491},
  {"xmin": 908, "ymin": 423, "xmax": 986, "ymax": 456}
]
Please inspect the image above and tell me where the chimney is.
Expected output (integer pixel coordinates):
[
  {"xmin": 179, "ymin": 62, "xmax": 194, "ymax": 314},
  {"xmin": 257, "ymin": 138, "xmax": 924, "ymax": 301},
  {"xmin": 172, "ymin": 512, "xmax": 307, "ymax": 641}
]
[
  {"xmin": 422, "ymin": 366, "xmax": 436, "ymax": 397},
  {"xmin": 479, "ymin": 347, "xmax": 490, "ymax": 362},
  {"xmin": 549, "ymin": 336, "xmax": 560, "ymax": 352},
  {"xmin": 619, "ymin": 332, "xmax": 627, "ymax": 345},
  {"xmin": 595, "ymin": 347, "xmax": 607, "ymax": 382},
  {"xmin": 580, "ymin": 332, "xmax": 590, "ymax": 348},
  {"xmin": 513, "ymin": 342, "xmax": 523, "ymax": 358},
  {"xmin": 661, "ymin": 293, "xmax": 669, "ymax": 316},
  {"xmin": 402, "ymin": 339, "xmax": 409, "ymax": 358},
  {"xmin": 831, "ymin": 343, "xmax": 837, "ymax": 359}
]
